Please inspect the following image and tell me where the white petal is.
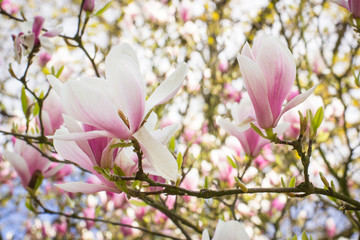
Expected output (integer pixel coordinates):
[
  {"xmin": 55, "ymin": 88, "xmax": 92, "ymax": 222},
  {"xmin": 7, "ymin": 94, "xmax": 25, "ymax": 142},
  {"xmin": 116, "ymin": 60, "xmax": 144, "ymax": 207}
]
[
  {"xmin": 202, "ymin": 229, "xmax": 210, "ymax": 240},
  {"xmin": 105, "ymin": 45, "xmax": 146, "ymax": 132},
  {"xmin": 213, "ymin": 220, "xmax": 250, "ymax": 240},
  {"xmin": 133, "ymin": 126, "xmax": 178, "ymax": 181},
  {"xmin": 151, "ymin": 123, "xmax": 180, "ymax": 145},
  {"xmin": 60, "ymin": 79, "xmax": 131, "ymax": 139},
  {"xmin": 55, "ymin": 182, "xmax": 120, "ymax": 194},
  {"xmin": 145, "ymin": 63, "xmax": 188, "ymax": 115},
  {"xmin": 274, "ymin": 84, "xmax": 318, "ymax": 127},
  {"xmin": 47, "ymin": 75, "xmax": 63, "ymax": 96},
  {"xmin": 143, "ymin": 112, "xmax": 158, "ymax": 131}
]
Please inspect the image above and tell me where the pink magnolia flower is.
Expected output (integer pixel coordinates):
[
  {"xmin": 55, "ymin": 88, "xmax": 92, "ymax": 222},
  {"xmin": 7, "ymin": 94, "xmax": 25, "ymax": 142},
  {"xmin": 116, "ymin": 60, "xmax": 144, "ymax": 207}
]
[
  {"xmin": 331, "ymin": 0, "xmax": 360, "ymax": 18},
  {"xmin": 12, "ymin": 16, "xmax": 59, "ymax": 63},
  {"xmin": 202, "ymin": 220, "xmax": 250, "ymax": 240},
  {"xmin": 3, "ymin": 139, "xmax": 63, "ymax": 188},
  {"xmin": 237, "ymin": 36, "xmax": 317, "ymax": 129},
  {"xmin": 49, "ymin": 43, "xmax": 187, "ymax": 181},
  {"xmin": 218, "ymin": 95, "xmax": 269, "ymax": 158},
  {"xmin": 36, "ymin": 90, "xmax": 63, "ymax": 136}
]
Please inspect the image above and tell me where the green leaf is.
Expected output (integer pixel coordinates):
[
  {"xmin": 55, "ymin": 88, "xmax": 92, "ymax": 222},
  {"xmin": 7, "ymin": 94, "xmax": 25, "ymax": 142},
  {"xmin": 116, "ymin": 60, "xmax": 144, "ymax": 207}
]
[
  {"xmin": 21, "ymin": 87, "xmax": 28, "ymax": 118},
  {"xmin": 176, "ymin": 152, "xmax": 183, "ymax": 170},
  {"xmin": 33, "ymin": 102, "xmax": 40, "ymax": 116},
  {"xmin": 129, "ymin": 200, "xmax": 148, "ymax": 207},
  {"xmin": 291, "ymin": 236, "xmax": 298, "ymax": 240},
  {"xmin": 55, "ymin": 65, "xmax": 64, "ymax": 78},
  {"xmin": 227, "ymin": 156, "xmax": 237, "ymax": 169},
  {"xmin": 169, "ymin": 136, "xmax": 175, "ymax": 152},
  {"xmin": 301, "ymin": 231, "xmax": 309, "ymax": 240},
  {"xmin": 25, "ymin": 198, "xmax": 35, "ymax": 212},
  {"xmin": 250, "ymin": 123, "xmax": 267, "ymax": 139},
  {"xmin": 204, "ymin": 176, "xmax": 208, "ymax": 189},
  {"xmin": 113, "ymin": 164, "xmax": 125, "ymax": 177},
  {"xmin": 110, "ymin": 142, "xmax": 133, "ymax": 149},
  {"xmin": 289, "ymin": 176, "xmax": 296, "ymax": 188},
  {"xmin": 95, "ymin": 206, "xmax": 101, "ymax": 218},
  {"xmin": 93, "ymin": 2, "xmax": 112, "ymax": 17},
  {"xmin": 312, "ymin": 107, "xmax": 324, "ymax": 133}
]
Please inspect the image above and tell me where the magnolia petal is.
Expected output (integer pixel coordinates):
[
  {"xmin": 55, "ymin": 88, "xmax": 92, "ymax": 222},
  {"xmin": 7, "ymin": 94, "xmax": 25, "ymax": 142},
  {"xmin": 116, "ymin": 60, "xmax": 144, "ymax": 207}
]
[
  {"xmin": 202, "ymin": 229, "xmax": 210, "ymax": 240},
  {"xmin": 237, "ymin": 54, "xmax": 273, "ymax": 128},
  {"xmin": 152, "ymin": 123, "xmax": 180, "ymax": 145},
  {"xmin": 55, "ymin": 182, "xmax": 120, "ymax": 194},
  {"xmin": 3, "ymin": 150, "xmax": 30, "ymax": 187},
  {"xmin": 53, "ymin": 129, "xmax": 95, "ymax": 171},
  {"xmin": 255, "ymin": 36, "xmax": 296, "ymax": 121},
  {"xmin": 230, "ymin": 94, "xmax": 254, "ymax": 125},
  {"xmin": 47, "ymin": 75, "xmax": 63, "ymax": 96},
  {"xmin": 105, "ymin": 45, "xmax": 145, "ymax": 132},
  {"xmin": 143, "ymin": 112, "xmax": 158, "ymax": 131},
  {"xmin": 330, "ymin": 0, "xmax": 349, "ymax": 9},
  {"xmin": 240, "ymin": 42, "xmax": 255, "ymax": 60},
  {"xmin": 145, "ymin": 63, "xmax": 188, "ymax": 116},
  {"xmin": 133, "ymin": 126, "xmax": 178, "ymax": 181},
  {"xmin": 212, "ymin": 220, "xmax": 250, "ymax": 240},
  {"xmin": 43, "ymin": 163, "xmax": 64, "ymax": 178},
  {"xmin": 49, "ymin": 127, "xmax": 114, "ymax": 141},
  {"xmin": 217, "ymin": 117, "xmax": 251, "ymax": 135},
  {"xmin": 274, "ymin": 84, "xmax": 318, "ymax": 127},
  {"xmin": 60, "ymin": 79, "xmax": 131, "ymax": 139}
]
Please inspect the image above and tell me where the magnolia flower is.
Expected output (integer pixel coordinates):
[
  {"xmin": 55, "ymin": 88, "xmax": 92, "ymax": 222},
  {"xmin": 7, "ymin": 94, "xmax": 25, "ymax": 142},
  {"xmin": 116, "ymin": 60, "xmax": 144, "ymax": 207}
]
[
  {"xmin": 49, "ymin": 44, "xmax": 187, "ymax": 181},
  {"xmin": 202, "ymin": 220, "xmax": 250, "ymax": 240},
  {"xmin": 237, "ymin": 36, "xmax": 317, "ymax": 129},
  {"xmin": 12, "ymin": 16, "xmax": 60, "ymax": 63},
  {"xmin": 218, "ymin": 95, "xmax": 269, "ymax": 158},
  {"xmin": 3, "ymin": 139, "xmax": 63, "ymax": 188},
  {"xmin": 331, "ymin": 0, "xmax": 360, "ymax": 18}
]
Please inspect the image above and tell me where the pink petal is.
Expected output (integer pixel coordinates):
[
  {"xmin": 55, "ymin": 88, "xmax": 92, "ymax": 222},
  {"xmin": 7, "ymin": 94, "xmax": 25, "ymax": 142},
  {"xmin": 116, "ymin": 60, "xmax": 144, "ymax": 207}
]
[
  {"xmin": 105, "ymin": 44, "xmax": 146, "ymax": 133},
  {"xmin": 3, "ymin": 150, "xmax": 30, "ymax": 187},
  {"xmin": 145, "ymin": 63, "xmax": 188, "ymax": 115},
  {"xmin": 274, "ymin": 84, "xmax": 318, "ymax": 127},
  {"xmin": 60, "ymin": 78, "xmax": 131, "ymax": 139},
  {"xmin": 52, "ymin": 128, "xmax": 96, "ymax": 172},
  {"xmin": 32, "ymin": 16, "xmax": 44, "ymax": 38},
  {"xmin": 55, "ymin": 182, "xmax": 120, "ymax": 194},
  {"xmin": 330, "ymin": 0, "xmax": 349, "ymax": 9},
  {"xmin": 133, "ymin": 126, "xmax": 178, "ymax": 181},
  {"xmin": 255, "ymin": 36, "xmax": 296, "ymax": 121},
  {"xmin": 237, "ymin": 54, "xmax": 273, "ymax": 128}
]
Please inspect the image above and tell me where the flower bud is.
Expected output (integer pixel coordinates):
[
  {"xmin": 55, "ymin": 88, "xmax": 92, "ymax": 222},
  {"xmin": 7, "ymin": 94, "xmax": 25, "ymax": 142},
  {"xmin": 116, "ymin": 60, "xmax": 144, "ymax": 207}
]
[{"xmin": 83, "ymin": 0, "xmax": 95, "ymax": 13}]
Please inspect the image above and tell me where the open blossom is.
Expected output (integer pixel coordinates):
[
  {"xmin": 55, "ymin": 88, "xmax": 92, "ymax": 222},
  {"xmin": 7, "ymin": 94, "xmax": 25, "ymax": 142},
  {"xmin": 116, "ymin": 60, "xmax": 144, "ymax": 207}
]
[
  {"xmin": 49, "ymin": 43, "xmax": 187, "ymax": 181},
  {"xmin": 202, "ymin": 220, "xmax": 250, "ymax": 240},
  {"xmin": 12, "ymin": 16, "xmax": 60, "ymax": 63},
  {"xmin": 331, "ymin": 0, "xmax": 360, "ymax": 18},
  {"xmin": 237, "ymin": 36, "xmax": 317, "ymax": 129},
  {"xmin": 3, "ymin": 139, "xmax": 63, "ymax": 188}
]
